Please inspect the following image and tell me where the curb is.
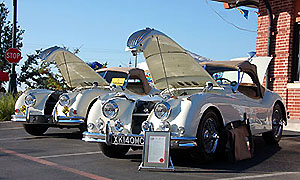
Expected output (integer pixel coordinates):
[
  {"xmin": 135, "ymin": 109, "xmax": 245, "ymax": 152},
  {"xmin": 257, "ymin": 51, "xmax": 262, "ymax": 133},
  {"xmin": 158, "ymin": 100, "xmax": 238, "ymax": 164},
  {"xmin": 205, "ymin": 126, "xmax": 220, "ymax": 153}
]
[{"xmin": 285, "ymin": 119, "xmax": 300, "ymax": 132}]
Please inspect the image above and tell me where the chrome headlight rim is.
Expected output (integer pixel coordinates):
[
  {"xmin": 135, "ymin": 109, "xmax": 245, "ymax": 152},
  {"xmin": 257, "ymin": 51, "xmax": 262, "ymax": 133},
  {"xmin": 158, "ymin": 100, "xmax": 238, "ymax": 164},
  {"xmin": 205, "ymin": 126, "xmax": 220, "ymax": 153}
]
[
  {"xmin": 154, "ymin": 101, "xmax": 171, "ymax": 120},
  {"xmin": 96, "ymin": 118, "xmax": 105, "ymax": 131},
  {"xmin": 141, "ymin": 121, "xmax": 154, "ymax": 132},
  {"xmin": 59, "ymin": 94, "xmax": 70, "ymax": 107},
  {"xmin": 114, "ymin": 119, "xmax": 124, "ymax": 132},
  {"xmin": 24, "ymin": 93, "xmax": 36, "ymax": 107},
  {"xmin": 102, "ymin": 100, "xmax": 119, "ymax": 120},
  {"xmin": 159, "ymin": 120, "xmax": 171, "ymax": 132}
]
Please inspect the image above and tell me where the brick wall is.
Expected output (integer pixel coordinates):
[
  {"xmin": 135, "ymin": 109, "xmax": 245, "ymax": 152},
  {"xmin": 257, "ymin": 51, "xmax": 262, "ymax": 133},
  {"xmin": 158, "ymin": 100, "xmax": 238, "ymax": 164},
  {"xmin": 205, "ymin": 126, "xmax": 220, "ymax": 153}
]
[
  {"xmin": 257, "ymin": 0, "xmax": 300, "ymax": 120},
  {"xmin": 287, "ymin": 87, "xmax": 300, "ymax": 118}
]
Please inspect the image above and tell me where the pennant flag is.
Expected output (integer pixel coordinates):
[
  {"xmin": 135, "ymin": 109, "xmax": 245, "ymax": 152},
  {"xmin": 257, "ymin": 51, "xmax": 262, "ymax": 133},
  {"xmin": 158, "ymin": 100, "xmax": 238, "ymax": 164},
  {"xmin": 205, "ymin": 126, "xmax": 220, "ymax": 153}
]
[
  {"xmin": 241, "ymin": 9, "xmax": 249, "ymax": 19},
  {"xmin": 89, "ymin": 61, "xmax": 103, "ymax": 71},
  {"xmin": 236, "ymin": 7, "xmax": 243, "ymax": 14},
  {"xmin": 255, "ymin": 11, "xmax": 260, "ymax": 16},
  {"xmin": 236, "ymin": 7, "xmax": 249, "ymax": 20}
]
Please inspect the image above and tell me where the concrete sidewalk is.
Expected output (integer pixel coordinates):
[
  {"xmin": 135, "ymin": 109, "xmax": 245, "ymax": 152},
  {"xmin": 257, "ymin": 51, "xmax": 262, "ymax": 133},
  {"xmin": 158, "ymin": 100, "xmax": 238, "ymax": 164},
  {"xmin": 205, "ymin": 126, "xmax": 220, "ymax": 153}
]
[{"xmin": 285, "ymin": 119, "xmax": 300, "ymax": 132}]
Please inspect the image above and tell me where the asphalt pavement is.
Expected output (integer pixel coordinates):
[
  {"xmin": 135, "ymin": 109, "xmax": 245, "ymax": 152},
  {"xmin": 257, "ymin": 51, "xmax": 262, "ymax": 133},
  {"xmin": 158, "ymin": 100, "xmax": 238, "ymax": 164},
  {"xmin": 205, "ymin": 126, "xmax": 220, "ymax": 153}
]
[{"xmin": 1, "ymin": 121, "xmax": 300, "ymax": 180}]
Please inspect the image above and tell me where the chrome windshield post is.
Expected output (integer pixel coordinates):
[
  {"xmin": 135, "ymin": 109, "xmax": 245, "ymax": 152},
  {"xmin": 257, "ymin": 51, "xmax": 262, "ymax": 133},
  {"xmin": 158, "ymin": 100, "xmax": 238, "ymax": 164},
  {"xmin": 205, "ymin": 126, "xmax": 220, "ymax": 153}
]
[
  {"xmin": 232, "ymin": 69, "xmax": 240, "ymax": 93},
  {"xmin": 105, "ymin": 121, "xmax": 112, "ymax": 145}
]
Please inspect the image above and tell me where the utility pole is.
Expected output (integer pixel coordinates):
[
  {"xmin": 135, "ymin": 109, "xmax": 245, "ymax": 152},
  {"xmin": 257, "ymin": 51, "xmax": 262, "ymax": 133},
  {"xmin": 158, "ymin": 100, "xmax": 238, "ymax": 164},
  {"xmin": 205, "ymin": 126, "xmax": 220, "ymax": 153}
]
[{"xmin": 8, "ymin": 0, "xmax": 17, "ymax": 94}]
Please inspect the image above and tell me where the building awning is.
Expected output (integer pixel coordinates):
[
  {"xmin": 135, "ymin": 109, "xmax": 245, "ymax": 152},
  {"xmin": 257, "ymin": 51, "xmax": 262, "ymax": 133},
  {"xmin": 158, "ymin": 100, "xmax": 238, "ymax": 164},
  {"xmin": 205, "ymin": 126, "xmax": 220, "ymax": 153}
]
[
  {"xmin": 211, "ymin": 0, "xmax": 258, "ymax": 8},
  {"xmin": 0, "ymin": 71, "xmax": 9, "ymax": 81}
]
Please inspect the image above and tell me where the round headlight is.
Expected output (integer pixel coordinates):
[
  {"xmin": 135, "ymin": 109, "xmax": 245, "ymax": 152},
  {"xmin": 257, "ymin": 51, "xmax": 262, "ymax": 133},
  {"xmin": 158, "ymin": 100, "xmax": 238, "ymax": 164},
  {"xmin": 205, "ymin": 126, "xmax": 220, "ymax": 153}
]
[
  {"xmin": 96, "ymin": 118, "xmax": 105, "ymax": 131},
  {"xmin": 102, "ymin": 100, "xmax": 119, "ymax": 119},
  {"xmin": 114, "ymin": 119, "xmax": 124, "ymax": 132},
  {"xmin": 87, "ymin": 123, "xmax": 95, "ymax": 130},
  {"xmin": 154, "ymin": 102, "xmax": 171, "ymax": 120},
  {"xmin": 159, "ymin": 121, "xmax": 171, "ymax": 131},
  {"xmin": 25, "ymin": 94, "xmax": 36, "ymax": 107},
  {"xmin": 141, "ymin": 121, "xmax": 154, "ymax": 132},
  {"xmin": 59, "ymin": 95, "xmax": 70, "ymax": 107},
  {"xmin": 178, "ymin": 127, "xmax": 185, "ymax": 136}
]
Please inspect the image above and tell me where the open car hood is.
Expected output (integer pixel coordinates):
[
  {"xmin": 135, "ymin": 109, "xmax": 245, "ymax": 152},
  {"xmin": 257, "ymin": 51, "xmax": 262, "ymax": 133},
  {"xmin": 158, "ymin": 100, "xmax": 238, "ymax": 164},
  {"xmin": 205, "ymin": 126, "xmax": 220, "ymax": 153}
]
[
  {"xmin": 126, "ymin": 28, "xmax": 218, "ymax": 90},
  {"xmin": 40, "ymin": 46, "xmax": 108, "ymax": 88}
]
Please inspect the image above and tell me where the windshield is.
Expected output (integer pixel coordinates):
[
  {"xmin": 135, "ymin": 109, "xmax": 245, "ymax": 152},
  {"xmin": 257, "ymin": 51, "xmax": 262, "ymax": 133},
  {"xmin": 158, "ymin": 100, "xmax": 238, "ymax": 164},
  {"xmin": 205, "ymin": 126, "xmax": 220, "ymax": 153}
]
[{"xmin": 98, "ymin": 71, "xmax": 128, "ymax": 84}]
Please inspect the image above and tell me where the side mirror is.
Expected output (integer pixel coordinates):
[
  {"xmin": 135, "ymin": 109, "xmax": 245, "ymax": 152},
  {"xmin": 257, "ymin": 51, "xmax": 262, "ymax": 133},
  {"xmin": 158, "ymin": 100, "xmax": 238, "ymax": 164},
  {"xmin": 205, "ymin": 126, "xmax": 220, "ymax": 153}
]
[
  {"xmin": 205, "ymin": 81, "xmax": 213, "ymax": 91},
  {"xmin": 109, "ymin": 83, "xmax": 117, "ymax": 91},
  {"xmin": 231, "ymin": 81, "xmax": 239, "ymax": 93}
]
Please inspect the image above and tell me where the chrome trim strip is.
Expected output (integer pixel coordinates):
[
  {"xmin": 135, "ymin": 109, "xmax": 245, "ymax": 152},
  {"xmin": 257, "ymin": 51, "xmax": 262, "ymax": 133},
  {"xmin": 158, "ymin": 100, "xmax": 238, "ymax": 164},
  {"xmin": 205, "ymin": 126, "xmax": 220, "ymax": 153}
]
[
  {"xmin": 82, "ymin": 137, "xmax": 106, "ymax": 143},
  {"xmin": 11, "ymin": 115, "xmax": 26, "ymax": 122},
  {"xmin": 171, "ymin": 136, "xmax": 197, "ymax": 141},
  {"xmin": 57, "ymin": 119, "xmax": 85, "ymax": 124},
  {"xmin": 178, "ymin": 143, "xmax": 197, "ymax": 147},
  {"xmin": 82, "ymin": 131, "xmax": 197, "ymax": 147},
  {"xmin": 57, "ymin": 116, "xmax": 84, "ymax": 120},
  {"xmin": 132, "ymin": 113, "xmax": 150, "ymax": 117}
]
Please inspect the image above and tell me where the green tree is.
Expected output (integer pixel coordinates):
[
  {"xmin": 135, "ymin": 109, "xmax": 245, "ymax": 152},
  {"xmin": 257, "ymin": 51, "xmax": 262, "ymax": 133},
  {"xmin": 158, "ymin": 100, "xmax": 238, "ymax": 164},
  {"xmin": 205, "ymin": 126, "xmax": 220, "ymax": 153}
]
[{"xmin": 0, "ymin": 2, "xmax": 24, "ymax": 85}]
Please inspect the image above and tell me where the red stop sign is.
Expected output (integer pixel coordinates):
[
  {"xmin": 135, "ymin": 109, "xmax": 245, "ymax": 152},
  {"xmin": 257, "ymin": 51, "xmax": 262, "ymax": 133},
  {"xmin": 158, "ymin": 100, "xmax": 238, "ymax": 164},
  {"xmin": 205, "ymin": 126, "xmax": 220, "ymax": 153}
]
[{"xmin": 5, "ymin": 48, "xmax": 22, "ymax": 63}]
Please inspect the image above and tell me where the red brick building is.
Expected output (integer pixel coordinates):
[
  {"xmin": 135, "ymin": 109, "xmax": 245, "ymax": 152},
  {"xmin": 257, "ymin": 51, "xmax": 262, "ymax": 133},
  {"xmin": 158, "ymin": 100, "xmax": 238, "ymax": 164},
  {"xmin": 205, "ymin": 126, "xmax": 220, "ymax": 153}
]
[
  {"xmin": 216, "ymin": 0, "xmax": 300, "ymax": 121},
  {"xmin": 257, "ymin": 0, "xmax": 300, "ymax": 120}
]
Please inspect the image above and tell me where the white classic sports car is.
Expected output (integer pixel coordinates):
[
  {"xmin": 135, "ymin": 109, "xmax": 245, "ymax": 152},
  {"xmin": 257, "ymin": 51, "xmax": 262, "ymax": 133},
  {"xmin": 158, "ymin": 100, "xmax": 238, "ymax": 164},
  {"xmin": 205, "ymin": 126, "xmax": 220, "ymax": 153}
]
[
  {"xmin": 53, "ymin": 66, "xmax": 159, "ymax": 133},
  {"xmin": 13, "ymin": 46, "xmax": 158, "ymax": 136},
  {"xmin": 82, "ymin": 28, "xmax": 288, "ymax": 161},
  {"xmin": 12, "ymin": 89, "xmax": 62, "ymax": 123}
]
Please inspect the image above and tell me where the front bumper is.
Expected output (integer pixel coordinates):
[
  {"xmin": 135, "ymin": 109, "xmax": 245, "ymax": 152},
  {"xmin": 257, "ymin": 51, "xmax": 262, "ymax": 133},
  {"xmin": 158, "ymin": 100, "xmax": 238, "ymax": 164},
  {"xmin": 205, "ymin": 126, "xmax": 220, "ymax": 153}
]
[
  {"xmin": 12, "ymin": 114, "xmax": 85, "ymax": 126},
  {"xmin": 82, "ymin": 131, "xmax": 197, "ymax": 148},
  {"xmin": 56, "ymin": 116, "xmax": 85, "ymax": 125},
  {"xmin": 11, "ymin": 115, "xmax": 26, "ymax": 122}
]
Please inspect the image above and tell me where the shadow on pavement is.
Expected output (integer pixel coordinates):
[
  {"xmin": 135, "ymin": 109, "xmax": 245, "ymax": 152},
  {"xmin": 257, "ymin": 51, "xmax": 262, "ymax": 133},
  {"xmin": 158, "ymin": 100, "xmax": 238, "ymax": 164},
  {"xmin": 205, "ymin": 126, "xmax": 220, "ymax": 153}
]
[
  {"xmin": 21, "ymin": 131, "xmax": 83, "ymax": 140},
  {"xmin": 169, "ymin": 136, "xmax": 281, "ymax": 173}
]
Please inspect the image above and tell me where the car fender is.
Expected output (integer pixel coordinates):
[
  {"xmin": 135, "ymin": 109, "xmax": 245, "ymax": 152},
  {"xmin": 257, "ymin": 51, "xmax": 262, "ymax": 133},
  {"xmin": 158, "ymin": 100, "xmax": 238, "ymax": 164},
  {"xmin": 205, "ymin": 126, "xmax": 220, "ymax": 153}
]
[{"xmin": 16, "ymin": 89, "xmax": 54, "ymax": 115}]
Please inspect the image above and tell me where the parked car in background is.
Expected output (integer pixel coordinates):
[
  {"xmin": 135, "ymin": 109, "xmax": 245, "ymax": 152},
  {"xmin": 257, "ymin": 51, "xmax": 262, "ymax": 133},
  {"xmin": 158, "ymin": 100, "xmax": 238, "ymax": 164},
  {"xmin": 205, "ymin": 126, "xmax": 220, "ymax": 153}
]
[
  {"xmin": 83, "ymin": 28, "xmax": 288, "ymax": 161},
  {"xmin": 53, "ymin": 66, "xmax": 159, "ymax": 134},
  {"xmin": 12, "ymin": 89, "xmax": 62, "ymax": 128},
  {"xmin": 14, "ymin": 46, "xmax": 160, "ymax": 136}
]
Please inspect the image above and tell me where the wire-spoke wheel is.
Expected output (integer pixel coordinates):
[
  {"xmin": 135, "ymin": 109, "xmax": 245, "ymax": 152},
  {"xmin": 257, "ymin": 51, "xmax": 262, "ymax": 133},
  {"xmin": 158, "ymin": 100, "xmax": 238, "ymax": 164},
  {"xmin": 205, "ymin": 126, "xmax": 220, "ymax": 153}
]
[
  {"xmin": 263, "ymin": 104, "xmax": 283, "ymax": 145},
  {"xmin": 190, "ymin": 110, "xmax": 221, "ymax": 162}
]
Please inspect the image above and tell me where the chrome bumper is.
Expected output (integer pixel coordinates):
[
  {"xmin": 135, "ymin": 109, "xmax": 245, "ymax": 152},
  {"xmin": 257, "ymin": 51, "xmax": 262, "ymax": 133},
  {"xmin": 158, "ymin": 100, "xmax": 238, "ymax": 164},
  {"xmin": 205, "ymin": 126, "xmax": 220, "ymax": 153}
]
[
  {"xmin": 11, "ymin": 115, "xmax": 26, "ymax": 122},
  {"xmin": 56, "ymin": 116, "xmax": 85, "ymax": 125},
  {"xmin": 11, "ymin": 114, "xmax": 84, "ymax": 126},
  {"xmin": 82, "ymin": 131, "xmax": 197, "ymax": 148}
]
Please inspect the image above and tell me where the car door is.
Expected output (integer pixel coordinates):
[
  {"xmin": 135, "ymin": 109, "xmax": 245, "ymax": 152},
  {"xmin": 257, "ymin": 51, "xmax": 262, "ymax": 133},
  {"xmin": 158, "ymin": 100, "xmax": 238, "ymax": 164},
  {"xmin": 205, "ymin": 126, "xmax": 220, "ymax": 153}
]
[{"xmin": 232, "ymin": 72, "xmax": 269, "ymax": 135}]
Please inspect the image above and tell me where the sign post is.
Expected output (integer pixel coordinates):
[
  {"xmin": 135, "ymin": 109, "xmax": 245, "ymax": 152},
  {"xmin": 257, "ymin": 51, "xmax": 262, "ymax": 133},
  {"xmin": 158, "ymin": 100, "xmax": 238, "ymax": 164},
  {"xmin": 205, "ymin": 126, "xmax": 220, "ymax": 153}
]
[
  {"xmin": 7, "ymin": 0, "xmax": 19, "ymax": 94},
  {"xmin": 6, "ymin": 48, "xmax": 21, "ymax": 94},
  {"xmin": 138, "ymin": 131, "xmax": 175, "ymax": 171}
]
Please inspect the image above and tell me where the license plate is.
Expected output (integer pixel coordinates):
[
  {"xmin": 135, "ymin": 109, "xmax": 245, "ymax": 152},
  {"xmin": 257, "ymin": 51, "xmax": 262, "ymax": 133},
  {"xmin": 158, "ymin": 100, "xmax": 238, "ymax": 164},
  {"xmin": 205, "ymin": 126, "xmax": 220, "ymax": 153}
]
[{"xmin": 111, "ymin": 134, "xmax": 144, "ymax": 146}]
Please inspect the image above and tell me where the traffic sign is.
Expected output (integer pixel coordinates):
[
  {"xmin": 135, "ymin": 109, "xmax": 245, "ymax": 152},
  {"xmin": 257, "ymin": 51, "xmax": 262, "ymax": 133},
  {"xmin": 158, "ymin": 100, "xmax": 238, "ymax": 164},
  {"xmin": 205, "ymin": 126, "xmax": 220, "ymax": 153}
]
[{"xmin": 5, "ymin": 48, "xmax": 22, "ymax": 63}]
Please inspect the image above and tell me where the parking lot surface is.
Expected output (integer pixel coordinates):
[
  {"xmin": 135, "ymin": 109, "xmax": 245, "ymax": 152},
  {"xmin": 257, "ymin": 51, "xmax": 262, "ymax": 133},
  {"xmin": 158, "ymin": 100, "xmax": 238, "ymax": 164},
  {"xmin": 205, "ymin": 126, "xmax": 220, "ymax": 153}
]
[{"xmin": 1, "ymin": 121, "xmax": 300, "ymax": 180}]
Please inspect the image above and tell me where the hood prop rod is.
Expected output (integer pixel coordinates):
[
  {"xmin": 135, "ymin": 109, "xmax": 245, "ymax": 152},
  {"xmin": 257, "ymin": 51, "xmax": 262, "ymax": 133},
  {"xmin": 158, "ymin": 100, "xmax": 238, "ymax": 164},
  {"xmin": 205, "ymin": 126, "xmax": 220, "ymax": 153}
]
[{"xmin": 156, "ymin": 36, "xmax": 171, "ymax": 95}]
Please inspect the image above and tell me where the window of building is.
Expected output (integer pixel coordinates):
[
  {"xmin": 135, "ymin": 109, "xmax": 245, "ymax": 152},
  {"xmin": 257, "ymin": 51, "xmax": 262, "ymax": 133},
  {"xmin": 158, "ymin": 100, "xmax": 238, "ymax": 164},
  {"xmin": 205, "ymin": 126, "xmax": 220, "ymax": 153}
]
[{"xmin": 292, "ymin": 23, "xmax": 300, "ymax": 82}]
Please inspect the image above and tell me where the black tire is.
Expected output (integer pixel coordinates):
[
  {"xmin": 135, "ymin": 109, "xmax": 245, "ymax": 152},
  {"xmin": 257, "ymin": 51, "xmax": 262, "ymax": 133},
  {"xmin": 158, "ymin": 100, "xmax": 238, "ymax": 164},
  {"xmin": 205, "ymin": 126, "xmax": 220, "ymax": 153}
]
[
  {"xmin": 190, "ymin": 110, "xmax": 222, "ymax": 162},
  {"xmin": 98, "ymin": 143, "xmax": 130, "ymax": 158},
  {"xmin": 262, "ymin": 104, "xmax": 283, "ymax": 145},
  {"xmin": 79, "ymin": 124, "xmax": 87, "ymax": 133},
  {"xmin": 23, "ymin": 124, "xmax": 48, "ymax": 136}
]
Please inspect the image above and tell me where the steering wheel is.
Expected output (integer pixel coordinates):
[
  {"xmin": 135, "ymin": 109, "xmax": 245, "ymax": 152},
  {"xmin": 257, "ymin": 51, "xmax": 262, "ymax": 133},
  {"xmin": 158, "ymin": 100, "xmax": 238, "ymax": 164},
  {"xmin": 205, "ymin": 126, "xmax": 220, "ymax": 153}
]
[{"xmin": 215, "ymin": 77, "xmax": 232, "ymax": 85}]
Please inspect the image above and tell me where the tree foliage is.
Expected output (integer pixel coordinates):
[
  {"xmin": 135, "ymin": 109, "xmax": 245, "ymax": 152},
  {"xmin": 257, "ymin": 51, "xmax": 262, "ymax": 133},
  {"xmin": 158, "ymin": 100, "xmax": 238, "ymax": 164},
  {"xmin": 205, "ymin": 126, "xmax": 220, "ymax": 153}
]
[
  {"xmin": 18, "ymin": 49, "xmax": 69, "ymax": 91},
  {"xmin": 18, "ymin": 47, "xmax": 108, "ymax": 91},
  {"xmin": 0, "ymin": 2, "xmax": 24, "ymax": 82}
]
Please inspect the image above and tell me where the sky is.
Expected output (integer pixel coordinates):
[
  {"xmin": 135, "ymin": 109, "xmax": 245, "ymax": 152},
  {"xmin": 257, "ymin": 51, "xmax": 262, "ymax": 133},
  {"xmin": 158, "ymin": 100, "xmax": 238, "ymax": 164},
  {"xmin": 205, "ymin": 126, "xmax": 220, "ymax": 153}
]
[{"xmin": 3, "ymin": 0, "xmax": 258, "ymax": 73}]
